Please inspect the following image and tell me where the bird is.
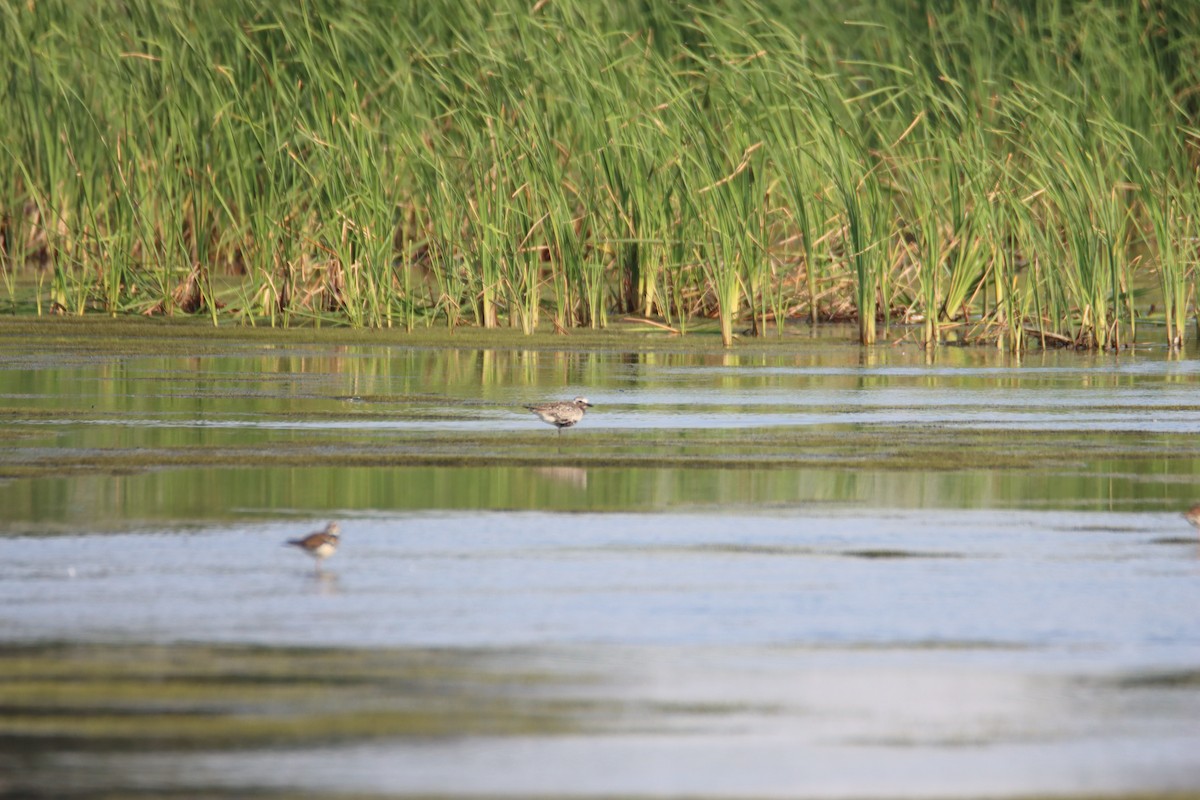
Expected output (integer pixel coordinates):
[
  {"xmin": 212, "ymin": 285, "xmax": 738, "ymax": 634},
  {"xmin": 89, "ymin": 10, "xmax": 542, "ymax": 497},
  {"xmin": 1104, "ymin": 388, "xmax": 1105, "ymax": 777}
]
[
  {"xmin": 524, "ymin": 396, "xmax": 594, "ymax": 433},
  {"xmin": 1184, "ymin": 503, "xmax": 1200, "ymax": 529},
  {"xmin": 286, "ymin": 522, "xmax": 341, "ymax": 569}
]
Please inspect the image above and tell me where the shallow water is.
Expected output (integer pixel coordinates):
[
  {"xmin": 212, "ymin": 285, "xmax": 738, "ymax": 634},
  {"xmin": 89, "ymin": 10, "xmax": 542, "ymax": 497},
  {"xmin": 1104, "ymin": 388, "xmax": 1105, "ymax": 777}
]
[{"xmin": 1, "ymin": 320, "xmax": 1199, "ymax": 798}]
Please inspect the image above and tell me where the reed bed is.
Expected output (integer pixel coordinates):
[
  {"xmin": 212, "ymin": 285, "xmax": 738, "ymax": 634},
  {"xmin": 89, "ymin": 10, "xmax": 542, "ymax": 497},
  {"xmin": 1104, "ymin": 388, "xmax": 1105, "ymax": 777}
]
[{"xmin": 1, "ymin": 0, "xmax": 1197, "ymax": 348}]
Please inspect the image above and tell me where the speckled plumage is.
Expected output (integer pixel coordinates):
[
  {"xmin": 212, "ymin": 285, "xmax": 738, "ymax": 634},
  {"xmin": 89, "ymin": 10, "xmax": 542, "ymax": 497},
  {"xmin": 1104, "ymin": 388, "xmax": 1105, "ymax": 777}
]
[{"xmin": 524, "ymin": 397, "xmax": 593, "ymax": 432}]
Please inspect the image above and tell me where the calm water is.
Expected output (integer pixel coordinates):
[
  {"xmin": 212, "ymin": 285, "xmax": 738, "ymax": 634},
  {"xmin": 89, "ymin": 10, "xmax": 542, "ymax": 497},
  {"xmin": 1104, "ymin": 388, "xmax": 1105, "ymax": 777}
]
[{"xmin": 1, "ymin": 323, "xmax": 1199, "ymax": 798}]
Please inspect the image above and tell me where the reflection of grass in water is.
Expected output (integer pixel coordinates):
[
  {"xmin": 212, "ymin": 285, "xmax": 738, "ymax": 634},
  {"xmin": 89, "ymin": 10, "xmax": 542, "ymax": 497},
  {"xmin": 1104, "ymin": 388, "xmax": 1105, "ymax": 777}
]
[
  {"xmin": 1, "ymin": 425, "xmax": 1193, "ymax": 480},
  {"xmin": 1114, "ymin": 671, "xmax": 1200, "ymax": 690},
  {"xmin": 1149, "ymin": 536, "xmax": 1198, "ymax": 546},
  {"xmin": 3, "ymin": 318, "xmax": 1200, "ymax": 517},
  {"xmin": 841, "ymin": 549, "xmax": 962, "ymax": 560},
  {"xmin": 670, "ymin": 543, "xmax": 965, "ymax": 560},
  {"xmin": 0, "ymin": 643, "xmax": 587, "ymax": 751},
  {"xmin": 0, "ymin": 316, "xmax": 766, "ymax": 355}
]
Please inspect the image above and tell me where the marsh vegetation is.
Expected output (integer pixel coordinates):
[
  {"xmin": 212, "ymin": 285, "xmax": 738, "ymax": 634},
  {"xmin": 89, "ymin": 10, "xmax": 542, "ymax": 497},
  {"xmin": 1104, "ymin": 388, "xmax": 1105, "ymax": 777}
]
[{"xmin": 1, "ymin": 0, "xmax": 1199, "ymax": 349}]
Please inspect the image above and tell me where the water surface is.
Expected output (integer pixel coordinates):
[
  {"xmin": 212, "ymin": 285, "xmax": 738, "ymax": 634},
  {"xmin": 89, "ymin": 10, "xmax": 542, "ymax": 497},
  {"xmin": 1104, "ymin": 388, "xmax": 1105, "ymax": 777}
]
[{"xmin": 1, "ymin": 319, "xmax": 1199, "ymax": 799}]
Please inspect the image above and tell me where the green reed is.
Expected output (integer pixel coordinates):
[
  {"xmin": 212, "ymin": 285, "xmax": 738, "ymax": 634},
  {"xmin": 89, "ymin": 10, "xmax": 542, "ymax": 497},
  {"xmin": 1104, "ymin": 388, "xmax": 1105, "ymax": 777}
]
[
  {"xmin": 1, "ymin": 0, "xmax": 1197, "ymax": 348},
  {"xmin": 750, "ymin": 52, "xmax": 830, "ymax": 328},
  {"xmin": 1148, "ymin": 183, "xmax": 1197, "ymax": 350}
]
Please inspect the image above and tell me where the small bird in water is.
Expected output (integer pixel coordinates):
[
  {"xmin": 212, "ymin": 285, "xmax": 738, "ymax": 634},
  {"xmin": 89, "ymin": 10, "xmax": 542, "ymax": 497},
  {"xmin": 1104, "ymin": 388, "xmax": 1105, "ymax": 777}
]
[
  {"xmin": 286, "ymin": 522, "xmax": 340, "ymax": 569},
  {"xmin": 1183, "ymin": 503, "xmax": 1200, "ymax": 529},
  {"xmin": 524, "ymin": 396, "xmax": 593, "ymax": 433}
]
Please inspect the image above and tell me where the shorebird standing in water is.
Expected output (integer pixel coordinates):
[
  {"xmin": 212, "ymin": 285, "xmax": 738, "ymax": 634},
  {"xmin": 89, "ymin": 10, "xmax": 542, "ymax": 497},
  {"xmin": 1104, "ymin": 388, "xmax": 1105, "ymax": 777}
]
[
  {"xmin": 286, "ymin": 522, "xmax": 341, "ymax": 570},
  {"xmin": 1184, "ymin": 503, "xmax": 1200, "ymax": 530},
  {"xmin": 524, "ymin": 397, "xmax": 593, "ymax": 434}
]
